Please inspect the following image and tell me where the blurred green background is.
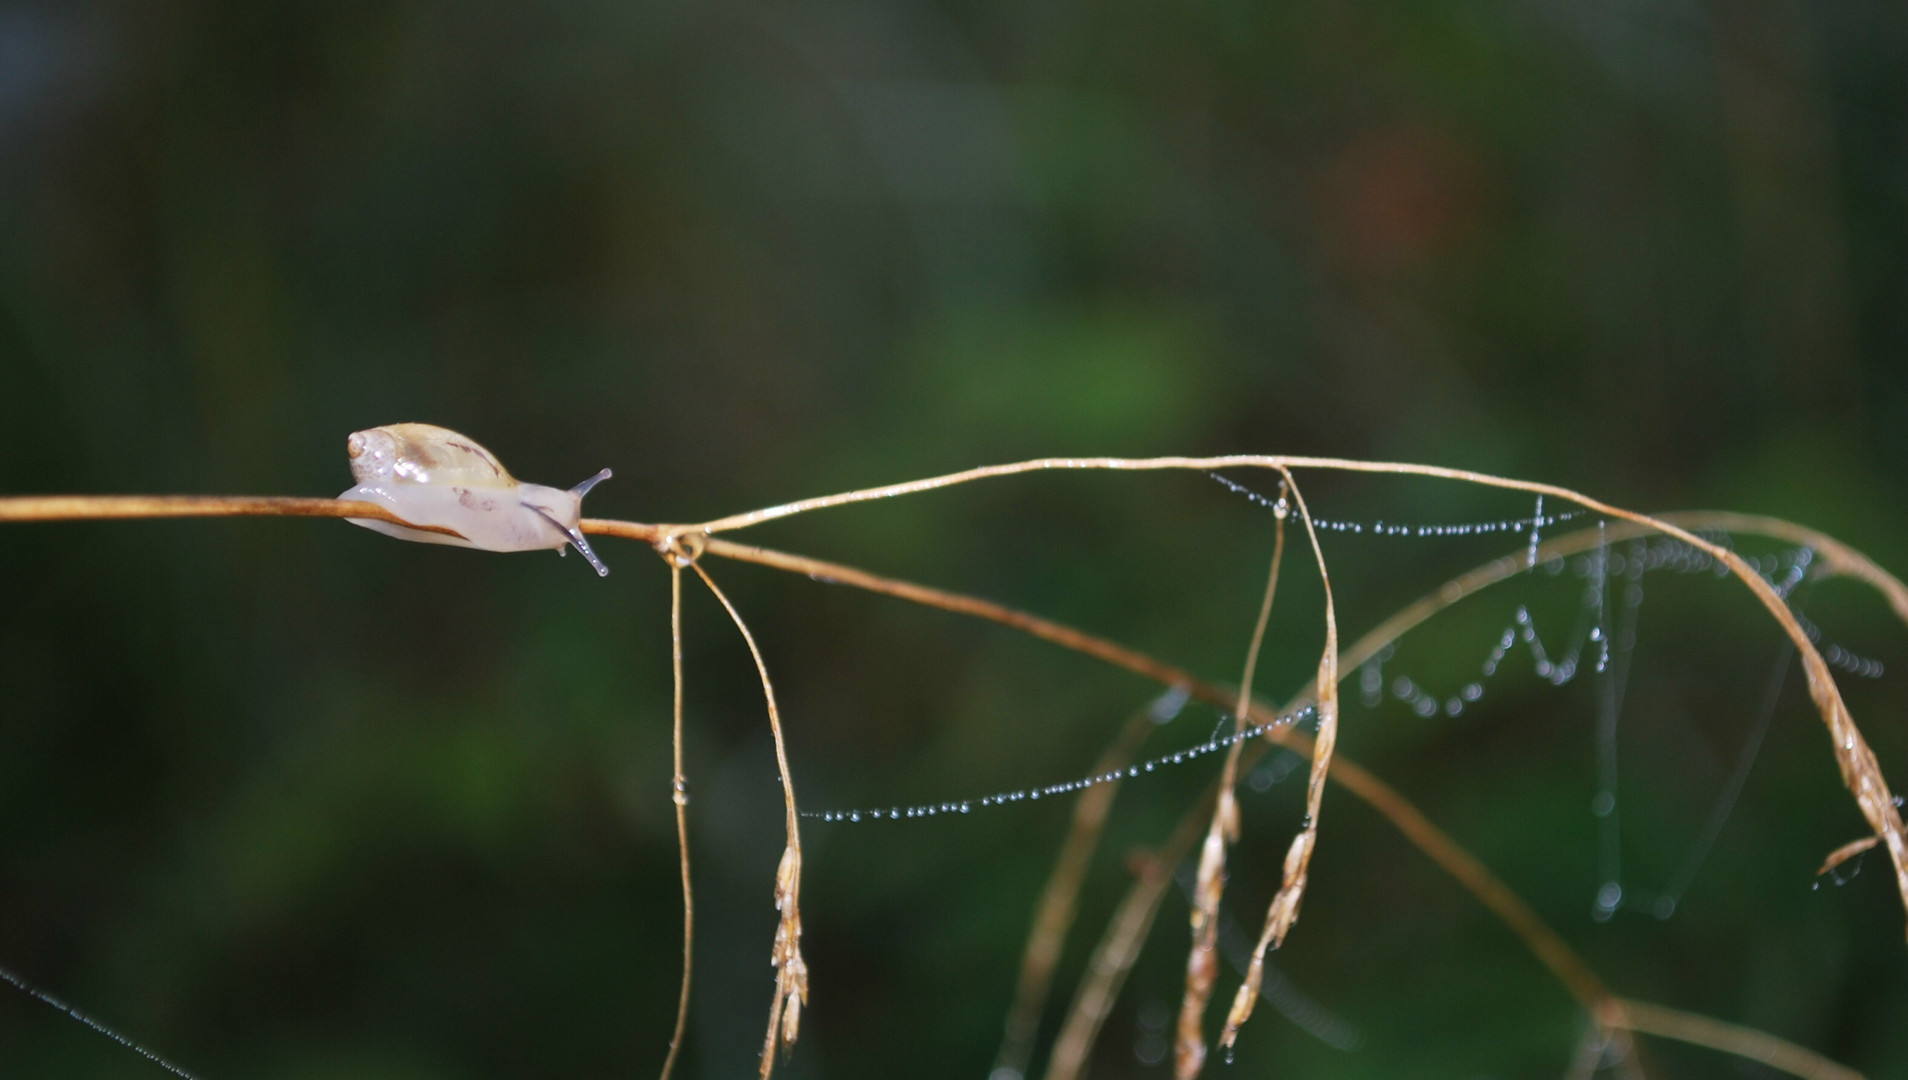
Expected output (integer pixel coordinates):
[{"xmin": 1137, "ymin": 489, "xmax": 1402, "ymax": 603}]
[{"xmin": 2, "ymin": 1, "xmax": 1906, "ymax": 1077}]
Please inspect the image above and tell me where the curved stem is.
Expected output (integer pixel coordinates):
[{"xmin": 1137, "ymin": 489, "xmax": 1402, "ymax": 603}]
[
  {"xmin": 1177, "ymin": 510, "xmax": 1284, "ymax": 1077},
  {"xmin": 687, "ymin": 563, "xmax": 808, "ymax": 1078},
  {"xmin": 4, "ymin": 492, "xmax": 1903, "ymax": 1066},
  {"xmin": 697, "ymin": 531, "xmax": 1616, "ymax": 1020},
  {"xmin": 680, "ymin": 457, "xmax": 1906, "ymax": 936},
  {"xmin": 1616, "ymin": 998, "xmax": 1863, "ymax": 1080},
  {"xmin": 994, "ymin": 703, "xmax": 1159, "ymax": 1079},
  {"xmin": 1043, "ymin": 813, "xmax": 1209, "ymax": 1080},
  {"xmin": 1218, "ymin": 468, "xmax": 1341, "ymax": 1050}
]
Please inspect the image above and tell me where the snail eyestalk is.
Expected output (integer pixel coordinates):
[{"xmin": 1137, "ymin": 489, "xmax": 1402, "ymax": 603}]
[{"xmin": 572, "ymin": 467, "xmax": 613, "ymax": 497}]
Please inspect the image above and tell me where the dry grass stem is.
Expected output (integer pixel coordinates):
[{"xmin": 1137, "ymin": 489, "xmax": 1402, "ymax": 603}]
[
  {"xmin": 1615, "ymin": 998, "xmax": 1865, "ymax": 1080},
  {"xmin": 680, "ymin": 517, "xmax": 1870, "ymax": 1036},
  {"xmin": 995, "ymin": 704, "xmax": 1161, "ymax": 1079},
  {"xmin": 1560, "ymin": 1028, "xmax": 1642, "ymax": 1080},
  {"xmin": 1668, "ymin": 511, "xmax": 1908, "ymax": 628},
  {"xmin": 680, "ymin": 457, "xmax": 1907, "ymax": 936},
  {"xmin": 686, "ymin": 563, "xmax": 808, "ymax": 1078},
  {"xmin": 6, "ymin": 481, "xmax": 1905, "ymax": 1074},
  {"xmin": 1177, "ymin": 496, "xmax": 1286, "ymax": 1077},
  {"xmin": 659, "ymin": 563, "xmax": 694, "ymax": 1080},
  {"xmin": 1040, "ymin": 524, "xmax": 1660, "ymax": 1074},
  {"xmin": 1561, "ymin": 1028, "xmax": 1606, "ymax": 1080},
  {"xmin": 1046, "ymin": 806, "xmax": 1216, "ymax": 1080},
  {"xmin": 1817, "ymin": 836, "xmax": 1880, "ymax": 877},
  {"xmin": 1218, "ymin": 468, "xmax": 1340, "ymax": 1055},
  {"xmin": 691, "ymin": 536, "xmax": 1199, "ymax": 690},
  {"xmin": 0, "ymin": 494, "xmax": 473, "ymax": 536}
]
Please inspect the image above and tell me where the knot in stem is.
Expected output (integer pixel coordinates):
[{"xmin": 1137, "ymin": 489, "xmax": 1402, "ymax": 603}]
[{"xmin": 656, "ymin": 530, "xmax": 707, "ymax": 567}]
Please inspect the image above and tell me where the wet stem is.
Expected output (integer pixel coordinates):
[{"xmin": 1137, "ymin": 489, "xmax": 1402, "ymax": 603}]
[
  {"xmin": 4, "ymin": 461, "xmax": 1905, "ymax": 1080},
  {"xmin": 687, "ymin": 561, "xmax": 808, "ymax": 1078}
]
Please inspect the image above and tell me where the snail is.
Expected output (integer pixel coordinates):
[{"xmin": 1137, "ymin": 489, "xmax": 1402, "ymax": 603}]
[{"xmin": 339, "ymin": 423, "xmax": 614, "ymax": 576}]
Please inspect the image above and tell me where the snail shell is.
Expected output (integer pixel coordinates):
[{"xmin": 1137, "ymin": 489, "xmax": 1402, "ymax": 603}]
[{"xmin": 339, "ymin": 422, "xmax": 613, "ymax": 576}]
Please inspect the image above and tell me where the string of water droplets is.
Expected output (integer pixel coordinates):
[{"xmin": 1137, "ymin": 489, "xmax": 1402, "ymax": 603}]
[
  {"xmin": 805, "ymin": 691, "xmax": 1319, "ymax": 824},
  {"xmin": 0, "ymin": 963, "xmax": 203, "ymax": 1080},
  {"xmin": 1208, "ymin": 472, "xmax": 1587, "ymax": 542},
  {"xmin": 813, "ymin": 485, "xmax": 1888, "ymax": 931},
  {"xmin": 1353, "ymin": 531, "xmax": 1884, "ymax": 922},
  {"xmin": 1790, "ymin": 605, "xmax": 1887, "ymax": 679},
  {"xmin": 1208, "ymin": 465, "xmax": 1890, "ymax": 920}
]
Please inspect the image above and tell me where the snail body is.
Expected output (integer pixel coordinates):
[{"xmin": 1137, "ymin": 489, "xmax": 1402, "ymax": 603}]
[{"xmin": 340, "ymin": 423, "xmax": 613, "ymax": 575}]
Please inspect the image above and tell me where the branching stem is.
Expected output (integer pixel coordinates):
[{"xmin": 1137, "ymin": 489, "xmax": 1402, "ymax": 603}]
[{"xmin": 4, "ymin": 480, "xmax": 1900, "ymax": 1080}]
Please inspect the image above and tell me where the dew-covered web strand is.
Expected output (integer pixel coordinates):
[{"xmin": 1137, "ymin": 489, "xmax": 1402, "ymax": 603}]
[
  {"xmin": 798, "ymin": 484, "xmax": 1891, "ymax": 933},
  {"xmin": 1360, "ymin": 528, "xmax": 1611, "ymax": 722},
  {"xmin": 802, "ymin": 690, "xmax": 1322, "ymax": 824},
  {"xmin": 1594, "ymin": 535, "xmax": 1638, "ymax": 920},
  {"xmin": 1352, "ymin": 529, "xmax": 1886, "ymax": 922},
  {"xmin": 0, "ymin": 963, "xmax": 203, "ymax": 1080},
  {"xmin": 809, "ymin": 533, "xmax": 1881, "ymax": 843},
  {"xmin": 1208, "ymin": 472, "xmax": 1588, "ymax": 540},
  {"xmin": 1653, "ymin": 639, "xmax": 1794, "ymax": 912},
  {"xmin": 1590, "ymin": 540, "xmax": 1883, "ymax": 919},
  {"xmin": 1209, "ymin": 472, "xmax": 1884, "ymax": 667}
]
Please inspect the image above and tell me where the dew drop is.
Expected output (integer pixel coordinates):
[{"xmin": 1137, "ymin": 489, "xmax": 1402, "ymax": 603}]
[{"xmin": 1595, "ymin": 881, "xmax": 1623, "ymax": 910}]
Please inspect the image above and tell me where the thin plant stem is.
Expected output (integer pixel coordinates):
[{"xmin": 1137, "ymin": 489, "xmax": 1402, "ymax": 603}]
[
  {"xmin": 1819, "ymin": 836, "xmax": 1880, "ymax": 876},
  {"xmin": 0, "ymin": 494, "xmax": 467, "ymax": 534},
  {"xmin": 663, "ymin": 520, "xmax": 1846, "ymax": 1025},
  {"xmin": 678, "ymin": 454, "xmax": 1776, "ymax": 537},
  {"xmin": 659, "ymin": 563, "xmax": 694, "ymax": 1080},
  {"xmin": 1561, "ymin": 1026, "xmax": 1606, "ymax": 1080},
  {"xmin": 678, "ymin": 456, "xmax": 1905, "ymax": 935},
  {"xmin": 687, "ymin": 562, "xmax": 808, "ymax": 1079},
  {"xmin": 994, "ymin": 703, "xmax": 1160, "ymax": 1080},
  {"xmin": 1038, "ymin": 525, "xmax": 1665, "ymax": 1080},
  {"xmin": 699, "ymin": 519, "xmax": 1632, "ymax": 1071},
  {"xmin": 1217, "ymin": 467, "xmax": 1340, "ymax": 1055},
  {"xmin": 1615, "ymin": 998, "xmax": 1863, "ymax": 1080},
  {"xmin": 5, "ymin": 495, "xmax": 1901, "ymax": 625},
  {"xmin": 2, "ymin": 493, "xmax": 1899, "ymax": 1076},
  {"xmin": 695, "ymin": 537, "xmax": 1197, "ymax": 690},
  {"xmin": 12, "ymin": 496, "xmax": 1895, "ymax": 987},
  {"xmin": 1037, "ymin": 523, "xmax": 1660, "ymax": 1080},
  {"xmin": 1177, "ymin": 501, "xmax": 1285, "ymax": 1076},
  {"xmin": 1045, "ymin": 799, "xmax": 1215, "ymax": 1080}
]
